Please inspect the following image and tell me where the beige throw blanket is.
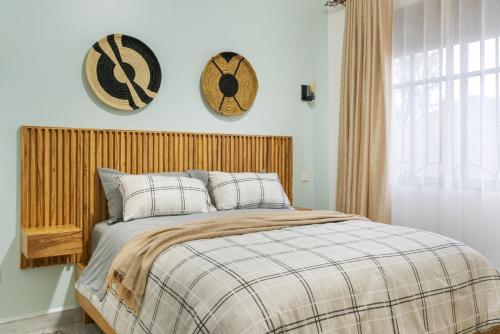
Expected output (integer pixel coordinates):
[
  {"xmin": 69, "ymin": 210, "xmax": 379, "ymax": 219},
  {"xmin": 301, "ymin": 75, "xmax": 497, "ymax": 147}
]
[{"xmin": 105, "ymin": 210, "xmax": 367, "ymax": 313}]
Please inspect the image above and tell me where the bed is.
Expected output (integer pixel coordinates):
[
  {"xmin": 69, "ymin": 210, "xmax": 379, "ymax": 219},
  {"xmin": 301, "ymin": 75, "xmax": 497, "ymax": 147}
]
[
  {"xmin": 19, "ymin": 126, "xmax": 500, "ymax": 334},
  {"xmin": 75, "ymin": 209, "xmax": 500, "ymax": 334}
]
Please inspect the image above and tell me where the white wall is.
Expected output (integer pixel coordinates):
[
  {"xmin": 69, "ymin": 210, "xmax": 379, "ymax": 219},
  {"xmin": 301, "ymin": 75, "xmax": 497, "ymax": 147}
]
[
  {"xmin": 0, "ymin": 0, "xmax": 334, "ymax": 321},
  {"xmin": 324, "ymin": 7, "xmax": 346, "ymax": 209}
]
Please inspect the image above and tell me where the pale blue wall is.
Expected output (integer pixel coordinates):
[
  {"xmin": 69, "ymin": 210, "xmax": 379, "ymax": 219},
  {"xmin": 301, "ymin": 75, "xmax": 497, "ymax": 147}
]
[{"xmin": 0, "ymin": 0, "xmax": 330, "ymax": 320}]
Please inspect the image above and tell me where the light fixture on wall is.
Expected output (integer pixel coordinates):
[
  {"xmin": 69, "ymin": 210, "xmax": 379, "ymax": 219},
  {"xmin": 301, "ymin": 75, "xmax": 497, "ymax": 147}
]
[
  {"xmin": 301, "ymin": 82, "xmax": 316, "ymax": 102},
  {"xmin": 325, "ymin": 0, "xmax": 346, "ymax": 7}
]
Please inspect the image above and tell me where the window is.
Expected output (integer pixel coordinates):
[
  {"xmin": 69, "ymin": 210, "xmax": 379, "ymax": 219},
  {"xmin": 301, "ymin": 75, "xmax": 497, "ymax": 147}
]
[{"xmin": 392, "ymin": 37, "xmax": 500, "ymax": 191}]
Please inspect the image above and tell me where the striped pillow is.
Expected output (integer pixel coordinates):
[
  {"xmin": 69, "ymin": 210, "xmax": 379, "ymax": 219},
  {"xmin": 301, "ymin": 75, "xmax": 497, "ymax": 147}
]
[
  {"xmin": 116, "ymin": 175, "xmax": 214, "ymax": 221},
  {"xmin": 208, "ymin": 172, "xmax": 291, "ymax": 210}
]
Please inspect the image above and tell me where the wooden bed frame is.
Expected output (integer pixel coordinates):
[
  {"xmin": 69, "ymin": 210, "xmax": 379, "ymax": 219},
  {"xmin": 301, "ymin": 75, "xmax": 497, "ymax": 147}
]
[
  {"xmin": 20, "ymin": 126, "xmax": 293, "ymax": 269},
  {"xmin": 20, "ymin": 125, "xmax": 293, "ymax": 332}
]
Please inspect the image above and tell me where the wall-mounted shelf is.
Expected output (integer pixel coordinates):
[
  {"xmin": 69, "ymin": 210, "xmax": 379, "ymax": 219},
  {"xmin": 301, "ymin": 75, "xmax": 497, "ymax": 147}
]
[{"xmin": 21, "ymin": 225, "xmax": 82, "ymax": 259}]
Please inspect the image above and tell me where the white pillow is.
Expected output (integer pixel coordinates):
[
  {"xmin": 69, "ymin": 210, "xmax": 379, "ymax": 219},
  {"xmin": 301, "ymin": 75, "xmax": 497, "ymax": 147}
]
[
  {"xmin": 208, "ymin": 172, "xmax": 291, "ymax": 210},
  {"xmin": 116, "ymin": 175, "xmax": 215, "ymax": 221}
]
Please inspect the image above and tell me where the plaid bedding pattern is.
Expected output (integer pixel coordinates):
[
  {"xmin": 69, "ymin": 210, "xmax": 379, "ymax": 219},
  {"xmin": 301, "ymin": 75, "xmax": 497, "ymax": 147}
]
[
  {"xmin": 208, "ymin": 172, "xmax": 291, "ymax": 210},
  {"xmin": 116, "ymin": 175, "xmax": 214, "ymax": 221},
  {"xmin": 76, "ymin": 220, "xmax": 500, "ymax": 334}
]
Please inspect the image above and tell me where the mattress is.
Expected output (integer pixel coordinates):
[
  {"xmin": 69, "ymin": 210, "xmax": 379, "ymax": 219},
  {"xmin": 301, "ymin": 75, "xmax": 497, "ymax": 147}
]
[
  {"xmin": 91, "ymin": 221, "xmax": 110, "ymax": 252},
  {"xmin": 77, "ymin": 211, "xmax": 500, "ymax": 334}
]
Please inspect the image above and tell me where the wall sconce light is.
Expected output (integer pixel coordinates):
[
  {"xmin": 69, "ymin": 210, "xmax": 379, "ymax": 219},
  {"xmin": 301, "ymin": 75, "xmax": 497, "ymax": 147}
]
[{"xmin": 301, "ymin": 82, "xmax": 316, "ymax": 102}]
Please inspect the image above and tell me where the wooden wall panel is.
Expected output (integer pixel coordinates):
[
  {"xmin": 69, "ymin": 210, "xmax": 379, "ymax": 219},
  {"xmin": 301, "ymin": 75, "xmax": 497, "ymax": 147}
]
[{"xmin": 20, "ymin": 126, "xmax": 293, "ymax": 269}]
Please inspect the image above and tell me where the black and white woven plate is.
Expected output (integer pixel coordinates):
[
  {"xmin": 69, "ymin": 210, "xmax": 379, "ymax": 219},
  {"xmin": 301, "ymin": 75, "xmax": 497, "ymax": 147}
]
[{"xmin": 85, "ymin": 34, "xmax": 162, "ymax": 111}]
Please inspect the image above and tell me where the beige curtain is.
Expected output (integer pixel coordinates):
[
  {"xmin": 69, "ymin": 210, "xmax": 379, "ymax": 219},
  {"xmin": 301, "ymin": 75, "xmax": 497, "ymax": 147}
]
[{"xmin": 336, "ymin": 0, "xmax": 392, "ymax": 223}]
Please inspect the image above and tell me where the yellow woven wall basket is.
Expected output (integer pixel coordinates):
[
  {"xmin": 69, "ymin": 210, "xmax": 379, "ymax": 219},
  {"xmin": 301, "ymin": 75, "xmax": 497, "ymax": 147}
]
[{"xmin": 201, "ymin": 52, "xmax": 258, "ymax": 116}]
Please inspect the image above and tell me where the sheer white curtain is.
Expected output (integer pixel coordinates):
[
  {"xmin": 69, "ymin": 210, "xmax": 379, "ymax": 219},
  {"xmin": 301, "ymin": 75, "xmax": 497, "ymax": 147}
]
[{"xmin": 391, "ymin": 0, "xmax": 500, "ymax": 269}]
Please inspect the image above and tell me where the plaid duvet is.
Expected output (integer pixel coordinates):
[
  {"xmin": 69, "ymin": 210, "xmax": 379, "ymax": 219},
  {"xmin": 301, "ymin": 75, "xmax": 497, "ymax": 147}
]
[{"xmin": 77, "ymin": 220, "xmax": 500, "ymax": 334}]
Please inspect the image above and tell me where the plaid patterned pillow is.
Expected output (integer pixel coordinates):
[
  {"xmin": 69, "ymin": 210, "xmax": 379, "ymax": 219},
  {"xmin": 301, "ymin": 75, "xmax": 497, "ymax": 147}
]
[
  {"xmin": 116, "ymin": 175, "xmax": 215, "ymax": 221},
  {"xmin": 208, "ymin": 172, "xmax": 291, "ymax": 210}
]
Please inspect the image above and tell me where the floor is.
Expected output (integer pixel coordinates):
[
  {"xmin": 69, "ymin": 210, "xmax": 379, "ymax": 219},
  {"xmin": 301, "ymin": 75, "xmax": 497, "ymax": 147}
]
[
  {"xmin": 24, "ymin": 323, "xmax": 103, "ymax": 334},
  {"xmin": 0, "ymin": 308, "xmax": 104, "ymax": 334}
]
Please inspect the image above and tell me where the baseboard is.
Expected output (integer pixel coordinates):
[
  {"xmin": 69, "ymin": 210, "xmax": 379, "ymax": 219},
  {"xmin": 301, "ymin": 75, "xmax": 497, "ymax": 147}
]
[{"xmin": 0, "ymin": 304, "xmax": 80, "ymax": 325}]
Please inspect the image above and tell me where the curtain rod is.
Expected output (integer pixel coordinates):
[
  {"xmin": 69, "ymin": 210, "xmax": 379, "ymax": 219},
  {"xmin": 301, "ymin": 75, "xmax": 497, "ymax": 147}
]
[{"xmin": 325, "ymin": 0, "xmax": 346, "ymax": 7}]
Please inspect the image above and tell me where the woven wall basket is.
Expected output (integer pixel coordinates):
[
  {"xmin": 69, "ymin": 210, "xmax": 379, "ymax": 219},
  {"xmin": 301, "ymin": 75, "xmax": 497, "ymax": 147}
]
[
  {"xmin": 85, "ymin": 34, "xmax": 162, "ymax": 111},
  {"xmin": 201, "ymin": 52, "xmax": 258, "ymax": 116}
]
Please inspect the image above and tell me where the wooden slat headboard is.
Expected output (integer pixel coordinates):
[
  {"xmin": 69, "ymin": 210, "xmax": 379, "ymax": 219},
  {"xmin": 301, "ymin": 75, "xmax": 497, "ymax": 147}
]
[{"xmin": 20, "ymin": 126, "xmax": 293, "ymax": 269}]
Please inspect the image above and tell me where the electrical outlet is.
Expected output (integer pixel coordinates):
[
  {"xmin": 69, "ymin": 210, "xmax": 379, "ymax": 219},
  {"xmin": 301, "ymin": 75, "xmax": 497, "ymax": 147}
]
[{"xmin": 301, "ymin": 171, "xmax": 312, "ymax": 182}]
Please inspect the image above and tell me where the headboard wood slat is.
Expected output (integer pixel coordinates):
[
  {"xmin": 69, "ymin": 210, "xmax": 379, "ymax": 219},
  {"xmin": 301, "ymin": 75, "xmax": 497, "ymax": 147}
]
[{"xmin": 20, "ymin": 126, "xmax": 293, "ymax": 269}]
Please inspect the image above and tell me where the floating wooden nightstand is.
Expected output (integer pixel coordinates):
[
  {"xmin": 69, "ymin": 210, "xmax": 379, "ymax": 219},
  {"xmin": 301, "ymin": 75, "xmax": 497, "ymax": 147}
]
[{"xmin": 21, "ymin": 225, "xmax": 83, "ymax": 259}]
